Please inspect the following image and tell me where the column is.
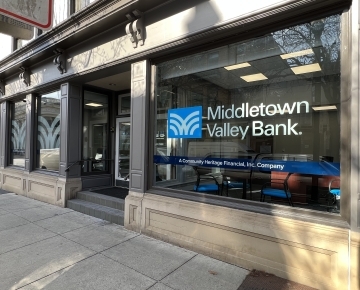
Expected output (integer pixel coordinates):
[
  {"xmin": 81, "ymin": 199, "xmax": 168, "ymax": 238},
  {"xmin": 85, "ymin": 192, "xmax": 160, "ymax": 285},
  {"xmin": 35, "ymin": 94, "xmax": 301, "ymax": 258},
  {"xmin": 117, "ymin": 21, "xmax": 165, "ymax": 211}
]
[
  {"xmin": 0, "ymin": 101, "xmax": 9, "ymax": 169},
  {"xmin": 24, "ymin": 94, "xmax": 35, "ymax": 172},
  {"xmin": 59, "ymin": 83, "xmax": 82, "ymax": 178},
  {"xmin": 129, "ymin": 60, "xmax": 150, "ymax": 192}
]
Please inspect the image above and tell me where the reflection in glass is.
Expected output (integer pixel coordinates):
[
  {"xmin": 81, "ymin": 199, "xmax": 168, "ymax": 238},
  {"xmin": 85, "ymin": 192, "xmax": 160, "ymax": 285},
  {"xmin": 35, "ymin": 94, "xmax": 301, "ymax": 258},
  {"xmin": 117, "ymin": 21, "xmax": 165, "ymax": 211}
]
[
  {"xmin": 75, "ymin": 0, "xmax": 97, "ymax": 12},
  {"xmin": 10, "ymin": 101, "xmax": 26, "ymax": 167},
  {"xmin": 36, "ymin": 91, "xmax": 61, "ymax": 171},
  {"xmin": 118, "ymin": 122, "xmax": 131, "ymax": 179},
  {"xmin": 119, "ymin": 95, "xmax": 131, "ymax": 114},
  {"xmin": 154, "ymin": 15, "xmax": 342, "ymax": 213},
  {"xmin": 82, "ymin": 91, "xmax": 109, "ymax": 173},
  {"xmin": 53, "ymin": 0, "xmax": 69, "ymax": 26}
]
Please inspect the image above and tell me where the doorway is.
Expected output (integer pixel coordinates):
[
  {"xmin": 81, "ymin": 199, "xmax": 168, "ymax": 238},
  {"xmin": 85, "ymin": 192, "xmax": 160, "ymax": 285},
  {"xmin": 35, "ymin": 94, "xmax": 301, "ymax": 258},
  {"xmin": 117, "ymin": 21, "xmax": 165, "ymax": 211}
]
[{"xmin": 115, "ymin": 117, "xmax": 131, "ymax": 187}]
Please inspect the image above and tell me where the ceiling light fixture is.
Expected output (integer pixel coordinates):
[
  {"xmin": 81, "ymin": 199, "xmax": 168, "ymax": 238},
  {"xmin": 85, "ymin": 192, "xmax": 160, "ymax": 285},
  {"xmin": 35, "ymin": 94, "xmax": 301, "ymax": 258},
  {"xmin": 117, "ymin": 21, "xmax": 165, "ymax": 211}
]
[
  {"xmin": 312, "ymin": 105, "xmax": 337, "ymax": 111},
  {"xmin": 240, "ymin": 73, "xmax": 268, "ymax": 82},
  {"xmin": 85, "ymin": 103, "xmax": 103, "ymax": 107},
  {"xmin": 291, "ymin": 63, "xmax": 321, "ymax": 74},
  {"xmin": 280, "ymin": 48, "xmax": 314, "ymax": 59},
  {"xmin": 224, "ymin": 62, "xmax": 251, "ymax": 70}
]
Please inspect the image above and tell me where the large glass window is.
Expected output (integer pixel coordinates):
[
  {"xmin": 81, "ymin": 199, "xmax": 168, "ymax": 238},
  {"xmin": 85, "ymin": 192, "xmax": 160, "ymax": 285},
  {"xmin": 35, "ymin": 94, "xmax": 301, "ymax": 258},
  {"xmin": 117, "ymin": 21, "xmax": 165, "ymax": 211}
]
[
  {"xmin": 82, "ymin": 91, "xmax": 109, "ymax": 174},
  {"xmin": 10, "ymin": 101, "xmax": 26, "ymax": 167},
  {"xmin": 53, "ymin": 0, "xmax": 70, "ymax": 26},
  {"xmin": 0, "ymin": 33, "xmax": 12, "ymax": 59},
  {"xmin": 36, "ymin": 91, "xmax": 61, "ymax": 171},
  {"xmin": 154, "ymin": 15, "xmax": 342, "ymax": 213},
  {"xmin": 75, "ymin": 0, "xmax": 98, "ymax": 12}
]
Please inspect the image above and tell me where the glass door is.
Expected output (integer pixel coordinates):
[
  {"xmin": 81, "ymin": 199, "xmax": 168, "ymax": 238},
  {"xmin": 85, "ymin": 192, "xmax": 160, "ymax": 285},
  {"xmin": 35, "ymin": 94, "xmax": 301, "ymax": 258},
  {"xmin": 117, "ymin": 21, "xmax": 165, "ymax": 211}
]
[
  {"xmin": 115, "ymin": 118, "xmax": 131, "ymax": 187},
  {"xmin": 82, "ymin": 91, "xmax": 109, "ymax": 174}
]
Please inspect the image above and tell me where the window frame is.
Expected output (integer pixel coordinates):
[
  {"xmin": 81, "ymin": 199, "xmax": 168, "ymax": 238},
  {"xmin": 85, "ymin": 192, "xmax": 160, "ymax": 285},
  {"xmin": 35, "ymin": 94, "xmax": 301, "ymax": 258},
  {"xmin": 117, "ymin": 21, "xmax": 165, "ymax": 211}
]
[
  {"xmin": 81, "ymin": 86, "xmax": 112, "ymax": 176},
  {"xmin": 34, "ymin": 90, "xmax": 61, "ymax": 173},
  {"xmin": 8, "ymin": 99, "xmax": 27, "ymax": 168},
  {"xmin": 148, "ymin": 11, "xmax": 351, "ymax": 226}
]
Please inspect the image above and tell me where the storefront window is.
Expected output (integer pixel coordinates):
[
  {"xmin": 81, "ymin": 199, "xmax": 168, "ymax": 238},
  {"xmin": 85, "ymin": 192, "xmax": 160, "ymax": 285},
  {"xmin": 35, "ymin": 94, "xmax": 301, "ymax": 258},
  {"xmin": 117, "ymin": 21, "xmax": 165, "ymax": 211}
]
[
  {"xmin": 0, "ymin": 33, "xmax": 12, "ymax": 59},
  {"xmin": 36, "ymin": 91, "xmax": 61, "ymax": 171},
  {"xmin": 75, "ymin": 0, "xmax": 97, "ymax": 12},
  {"xmin": 10, "ymin": 101, "xmax": 26, "ymax": 167},
  {"xmin": 154, "ymin": 15, "xmax": 342, "ymax": 213},
  {"xmin": 82, "ymin": 91, "xmax": 109, "ymax": 174}
]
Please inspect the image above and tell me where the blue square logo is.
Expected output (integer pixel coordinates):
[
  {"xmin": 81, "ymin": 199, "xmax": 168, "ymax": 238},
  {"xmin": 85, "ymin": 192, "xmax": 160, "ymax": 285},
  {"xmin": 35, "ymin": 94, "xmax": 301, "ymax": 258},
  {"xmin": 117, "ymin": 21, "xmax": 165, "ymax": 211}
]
[{"xmin": 168, "ymin": 106, "xmax": 202, "ymax": 138}]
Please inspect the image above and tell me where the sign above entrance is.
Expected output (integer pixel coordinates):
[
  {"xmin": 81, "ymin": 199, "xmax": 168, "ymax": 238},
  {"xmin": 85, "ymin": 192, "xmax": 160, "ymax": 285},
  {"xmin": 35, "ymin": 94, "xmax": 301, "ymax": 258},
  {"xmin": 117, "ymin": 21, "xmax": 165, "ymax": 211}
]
[{"xmin": 0, "ymin": 0, "xmax": 53, "ymax": 30}]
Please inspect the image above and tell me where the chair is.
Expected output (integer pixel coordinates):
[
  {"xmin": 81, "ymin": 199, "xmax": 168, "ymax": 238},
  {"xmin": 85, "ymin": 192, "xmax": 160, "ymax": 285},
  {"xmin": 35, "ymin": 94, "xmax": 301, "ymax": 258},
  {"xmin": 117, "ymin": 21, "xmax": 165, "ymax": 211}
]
[
  {"xmin": 260, "ymin": 172, "xmax": 293, "ymax": 206},
  {"xmin": 328, "ymin": 178, "xmax": 340, "ymax": 212},
  {"xmin": 193, "ymin": 166, "xmax": 221, "ymax": 195},
  {"xmin": 222, "ymin": 168, "xmax": 251, "ymax": 199}
]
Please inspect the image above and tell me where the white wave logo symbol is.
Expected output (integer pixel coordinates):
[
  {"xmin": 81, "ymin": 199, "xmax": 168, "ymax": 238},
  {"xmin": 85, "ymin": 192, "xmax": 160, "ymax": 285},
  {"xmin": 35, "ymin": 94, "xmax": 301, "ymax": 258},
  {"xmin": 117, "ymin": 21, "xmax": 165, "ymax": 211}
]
[{"xmin": 169, "ymin": 111, "xmax": 200, "ymax": 136}]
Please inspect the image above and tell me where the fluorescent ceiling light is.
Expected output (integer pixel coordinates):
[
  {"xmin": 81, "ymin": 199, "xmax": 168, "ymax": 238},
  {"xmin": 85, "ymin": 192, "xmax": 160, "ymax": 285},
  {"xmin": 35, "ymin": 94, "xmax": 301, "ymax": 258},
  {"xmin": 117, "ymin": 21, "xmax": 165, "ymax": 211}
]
[
  {"xmin": 86, "ymin": 103, "xmax": 103, "ymax": 107},
  {"xmin": 312, "ymin": 105, "xmax": 337, "ymax": 111},
  {"xmin": 241, "ymin": 73, "xmax": 268, "ymax": 82},
  {"xmin": 291, "ymin": 63, "xmax": 321, "ymax": 74},
  {"xmin": 224, "ymin": 62, "xmax": 251, "ymax": 70},
  {"xmin": 280, "ymin": 49, "xmax": 314, "ymax": 59}
]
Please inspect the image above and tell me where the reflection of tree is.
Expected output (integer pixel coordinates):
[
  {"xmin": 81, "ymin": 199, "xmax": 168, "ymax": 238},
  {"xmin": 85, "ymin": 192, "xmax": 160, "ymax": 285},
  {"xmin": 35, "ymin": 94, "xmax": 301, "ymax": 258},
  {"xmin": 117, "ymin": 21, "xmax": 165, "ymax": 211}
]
[
  {"xmin": 53, "ymin": 0, "xmax": 69, "ymax": 26},
  {"xmin": 270, "ymin": 15, "xmax": 341, "ymax": 161},
  {"xmin": 272, "ymin": 15, "xmax": 341, "ymax": 104}
]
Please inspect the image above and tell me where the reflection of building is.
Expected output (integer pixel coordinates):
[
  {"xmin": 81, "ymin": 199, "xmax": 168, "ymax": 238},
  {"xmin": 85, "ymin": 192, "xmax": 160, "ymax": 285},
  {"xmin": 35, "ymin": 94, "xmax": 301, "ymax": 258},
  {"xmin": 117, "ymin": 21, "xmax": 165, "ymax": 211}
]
[{"xmin": 0, "ymin": 1, "xmax": 358, "ymax": 289}]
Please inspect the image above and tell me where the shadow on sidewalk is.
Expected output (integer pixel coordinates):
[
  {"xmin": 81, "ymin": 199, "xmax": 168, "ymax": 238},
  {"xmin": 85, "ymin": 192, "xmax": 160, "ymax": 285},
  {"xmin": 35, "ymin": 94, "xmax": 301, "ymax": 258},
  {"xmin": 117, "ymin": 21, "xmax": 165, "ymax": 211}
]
[
  {"xmin": 238, "ymin": 270, "xmax": 318, "ymax": 290},
  {"xmin": 0, "ymin": 189, "xmax": 9, "ymax": 194}
]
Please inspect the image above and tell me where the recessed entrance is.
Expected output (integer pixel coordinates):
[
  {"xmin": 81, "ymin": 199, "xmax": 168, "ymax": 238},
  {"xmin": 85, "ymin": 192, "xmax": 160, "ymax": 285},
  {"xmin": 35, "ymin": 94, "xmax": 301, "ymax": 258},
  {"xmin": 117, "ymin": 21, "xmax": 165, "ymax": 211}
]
[{"xmin": 80, "ymin": 66, "xmax": 132, "ymax": 193}]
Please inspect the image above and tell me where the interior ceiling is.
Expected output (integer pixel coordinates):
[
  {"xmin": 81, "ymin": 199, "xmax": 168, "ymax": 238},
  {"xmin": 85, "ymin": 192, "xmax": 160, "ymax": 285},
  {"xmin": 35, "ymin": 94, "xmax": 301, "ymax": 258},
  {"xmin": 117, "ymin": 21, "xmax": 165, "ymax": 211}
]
[{"xmin": 86, "ymin": 71, "xmax": 131, "ymax": 91}]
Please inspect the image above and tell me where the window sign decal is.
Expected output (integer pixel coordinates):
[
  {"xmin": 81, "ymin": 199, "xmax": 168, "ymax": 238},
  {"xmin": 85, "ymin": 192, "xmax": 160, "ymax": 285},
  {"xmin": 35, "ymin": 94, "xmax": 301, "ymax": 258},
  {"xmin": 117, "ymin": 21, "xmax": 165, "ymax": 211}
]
[
  {"xmin": 168, "ymin": 106, "xmax": 202, "ymax": 138},
  {"xmin": 168, "ymin": 101, "xmax": 310, "ymax": 139},
  {"xmin": 153, "ymin": 155, "xmax": 340, "ymax": 176},
  {"xmin": 207, "ymin": 101, "xmax": 309, "ymax": 138}
]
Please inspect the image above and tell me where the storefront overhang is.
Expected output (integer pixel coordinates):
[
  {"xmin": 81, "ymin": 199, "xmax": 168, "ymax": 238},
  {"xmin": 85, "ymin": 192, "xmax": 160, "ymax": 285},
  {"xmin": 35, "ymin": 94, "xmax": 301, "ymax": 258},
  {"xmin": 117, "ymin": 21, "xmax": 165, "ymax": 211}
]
[
  {"xmin": 0, "ymin": 0, "xmax": 170, "ymax": 79},
  {"xmin": 0, "ymin": 0, "xmax": 352, "ymax": 89}
]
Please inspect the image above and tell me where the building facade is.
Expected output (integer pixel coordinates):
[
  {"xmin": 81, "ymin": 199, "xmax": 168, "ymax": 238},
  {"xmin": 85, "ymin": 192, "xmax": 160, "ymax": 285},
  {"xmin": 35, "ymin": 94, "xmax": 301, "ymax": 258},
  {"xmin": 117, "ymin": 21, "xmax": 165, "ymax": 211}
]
[{"xmin": 0, "ymin": 0, "xmax": 358, "ymax": 289}]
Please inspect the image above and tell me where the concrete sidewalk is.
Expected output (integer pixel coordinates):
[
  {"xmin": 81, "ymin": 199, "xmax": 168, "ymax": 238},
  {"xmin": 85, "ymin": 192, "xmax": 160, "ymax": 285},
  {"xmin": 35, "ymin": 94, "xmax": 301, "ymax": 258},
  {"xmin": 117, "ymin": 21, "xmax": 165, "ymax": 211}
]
[{"xmin": 0, "ymin": 192, "xmax": 249, "ymax": 290}]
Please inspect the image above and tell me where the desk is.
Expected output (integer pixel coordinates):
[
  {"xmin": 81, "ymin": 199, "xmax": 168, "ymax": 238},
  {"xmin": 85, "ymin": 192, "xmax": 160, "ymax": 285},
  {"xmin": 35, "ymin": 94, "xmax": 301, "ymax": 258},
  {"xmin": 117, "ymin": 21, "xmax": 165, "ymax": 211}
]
[{"xmin": 271, "ymin": 171, "xmax": 339, "ymax": 204}]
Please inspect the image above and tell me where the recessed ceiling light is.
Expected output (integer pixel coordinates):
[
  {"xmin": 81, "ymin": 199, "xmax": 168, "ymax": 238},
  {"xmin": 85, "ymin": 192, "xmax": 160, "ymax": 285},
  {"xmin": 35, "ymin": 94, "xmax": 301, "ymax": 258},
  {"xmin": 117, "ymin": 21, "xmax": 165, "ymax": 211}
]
[
  {"xmin": 312, "ymin": 105, "xmax": 337, "ymax": 111},
  {"xmin": 291, "ymin": 63, "xmax": 321, "ymax": 74},
  {"xmin": 86, "ymin": 103, "xmax": 103, "ymax": 107},
  {"xmin": 224, "ymin": 62, "xmax": 251, "ymax": 70},
  {"xmin": 240, "ymin": 73, "xmax": 268, "ymax": 82},
  {"xmin": 280, "ymin": 49, "xmax": 314, "ymax": 59}
]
